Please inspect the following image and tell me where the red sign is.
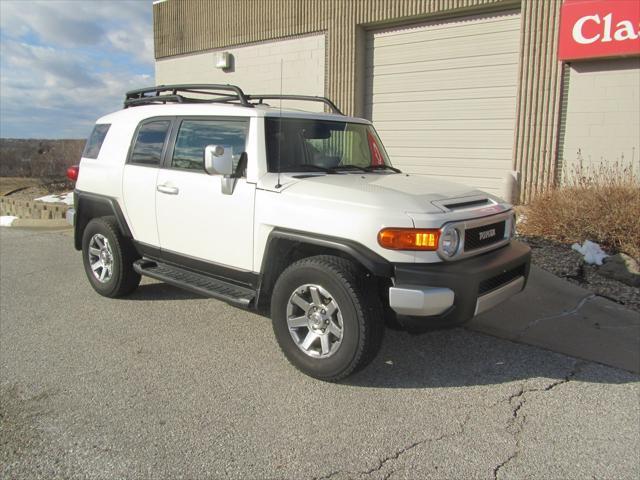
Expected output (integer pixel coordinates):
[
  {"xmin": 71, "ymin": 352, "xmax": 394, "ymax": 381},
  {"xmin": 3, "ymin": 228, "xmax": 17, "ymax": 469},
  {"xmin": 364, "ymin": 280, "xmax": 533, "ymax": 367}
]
[{"xmin": 558, "ymin": 0, "xmax": 640, "ymax": 61}]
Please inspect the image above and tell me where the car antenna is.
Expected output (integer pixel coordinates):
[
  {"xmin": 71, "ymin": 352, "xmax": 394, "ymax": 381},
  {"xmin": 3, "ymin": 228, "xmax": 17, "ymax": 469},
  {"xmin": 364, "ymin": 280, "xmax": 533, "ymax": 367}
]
[{"xmin": 275, "ymin": 59, "xmax": 283, "ymax": 189}]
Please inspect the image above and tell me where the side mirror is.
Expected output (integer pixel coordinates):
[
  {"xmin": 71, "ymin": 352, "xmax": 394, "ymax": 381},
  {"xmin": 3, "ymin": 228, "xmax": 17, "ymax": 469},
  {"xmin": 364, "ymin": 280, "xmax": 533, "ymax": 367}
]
[{"xmin": 204, "ymin": 145, "xmax": 234, "ymax": 176}]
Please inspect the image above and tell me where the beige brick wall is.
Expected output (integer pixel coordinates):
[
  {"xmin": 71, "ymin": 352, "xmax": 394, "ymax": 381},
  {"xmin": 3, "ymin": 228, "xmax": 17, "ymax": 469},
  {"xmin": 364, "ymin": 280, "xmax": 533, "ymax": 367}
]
[
  {"xmin": 0, "ymin": 198, "xmax": 69, "ymax": 220},
  {"xmin": 561, "ymin": 58, "xmax": 640, "ymax": 180},
  {"xmin": 155, "ymin": 34, "xmax": 326, "ymax": 111}
]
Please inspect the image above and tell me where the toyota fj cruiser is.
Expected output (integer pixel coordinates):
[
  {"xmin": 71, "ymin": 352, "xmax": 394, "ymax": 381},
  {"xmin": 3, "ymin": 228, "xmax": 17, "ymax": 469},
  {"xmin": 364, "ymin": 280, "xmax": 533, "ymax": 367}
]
[{"xmin": 70, "ymin": 84, "xmax": 531, "ymax": 381}]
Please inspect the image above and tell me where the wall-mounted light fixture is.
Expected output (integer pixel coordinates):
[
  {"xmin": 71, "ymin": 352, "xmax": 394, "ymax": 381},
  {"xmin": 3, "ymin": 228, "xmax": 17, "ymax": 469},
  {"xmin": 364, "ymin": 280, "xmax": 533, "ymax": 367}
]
[{"xmin": 215, "ymin": 52, "xmax": 232, "ymax": 70}]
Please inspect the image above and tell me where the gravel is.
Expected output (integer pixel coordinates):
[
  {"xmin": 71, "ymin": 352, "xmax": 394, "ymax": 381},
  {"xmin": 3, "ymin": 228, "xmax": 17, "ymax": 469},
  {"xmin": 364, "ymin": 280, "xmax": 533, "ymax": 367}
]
[{"xmin": 519, "ymin": 235, "xmax": 640, "ymax": 312}]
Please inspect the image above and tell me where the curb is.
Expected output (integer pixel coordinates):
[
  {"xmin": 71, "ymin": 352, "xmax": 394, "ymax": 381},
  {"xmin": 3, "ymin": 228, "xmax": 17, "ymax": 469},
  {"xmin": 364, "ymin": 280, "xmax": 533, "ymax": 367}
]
[{"xmin": 9, "ymin": 218, "xmax": 71, "ymax": 229}]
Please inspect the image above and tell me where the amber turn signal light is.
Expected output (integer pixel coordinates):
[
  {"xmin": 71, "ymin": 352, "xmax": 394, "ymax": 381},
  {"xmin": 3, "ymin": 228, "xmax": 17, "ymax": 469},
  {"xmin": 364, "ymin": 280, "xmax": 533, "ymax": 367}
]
[{"xmin": 378, "ymin": 228, "xmax": 440, "ymax": 251}]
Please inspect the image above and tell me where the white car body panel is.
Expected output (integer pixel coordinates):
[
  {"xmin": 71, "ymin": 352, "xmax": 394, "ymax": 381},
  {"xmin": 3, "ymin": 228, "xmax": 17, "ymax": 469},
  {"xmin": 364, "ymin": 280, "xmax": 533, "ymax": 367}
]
[
  {"xmin": 155, "ymin": 169, "xmax": 256, "ymax": 271},
  {"xmin": 253, "ymin": 175, "xmax": 416, "ymax": 269},
  {"xmin": 76, "ymin": 119, "xmax": 136, "ymax": 199},
  {"xmin": 122, "ymin": 164, "xmax": 160, "ymax": 246},
  {"xmin": 253, "ymin": 172, "xmax": 510, "ymax": 266}
]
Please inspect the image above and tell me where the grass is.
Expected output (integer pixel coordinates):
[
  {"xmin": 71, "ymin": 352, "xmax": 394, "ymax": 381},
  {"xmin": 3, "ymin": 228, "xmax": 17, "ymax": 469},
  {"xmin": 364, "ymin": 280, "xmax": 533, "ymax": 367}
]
[{"xmin": 518, "ymin": 161, "xmax": 640, "ymax": 259}]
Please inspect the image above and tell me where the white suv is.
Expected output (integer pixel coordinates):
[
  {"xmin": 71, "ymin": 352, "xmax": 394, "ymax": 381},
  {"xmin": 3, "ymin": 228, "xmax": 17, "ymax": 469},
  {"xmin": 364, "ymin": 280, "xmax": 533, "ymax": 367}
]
[{"xmin": 70, "ymin": 84, "xmax": 530, "ymax": 381}]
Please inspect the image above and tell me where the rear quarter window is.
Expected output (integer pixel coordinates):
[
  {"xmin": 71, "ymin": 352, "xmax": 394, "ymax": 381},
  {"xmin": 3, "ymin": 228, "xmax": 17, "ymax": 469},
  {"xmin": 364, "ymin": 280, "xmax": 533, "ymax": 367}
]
[
  {"xmin": 129, "ymin": 120, "xmax": 172, "ymax": 166},
  {"xmin": 83, "ymin": 124, "xmax": 111, "ymax": 159}
]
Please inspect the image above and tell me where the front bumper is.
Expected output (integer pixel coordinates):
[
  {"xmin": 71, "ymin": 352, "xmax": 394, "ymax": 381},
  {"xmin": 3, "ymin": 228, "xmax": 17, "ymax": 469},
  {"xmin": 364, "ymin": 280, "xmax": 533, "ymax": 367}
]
[{"xmin": 389, "ymin": 240, "xmax": 531, "ymax": 332}]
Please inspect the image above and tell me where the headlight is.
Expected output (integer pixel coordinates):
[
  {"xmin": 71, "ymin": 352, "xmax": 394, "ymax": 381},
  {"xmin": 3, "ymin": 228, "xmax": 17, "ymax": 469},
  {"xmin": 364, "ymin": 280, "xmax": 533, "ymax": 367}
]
[{"xmin": 440, "ymin": 225, "xmax": 460, "ymax": 257}]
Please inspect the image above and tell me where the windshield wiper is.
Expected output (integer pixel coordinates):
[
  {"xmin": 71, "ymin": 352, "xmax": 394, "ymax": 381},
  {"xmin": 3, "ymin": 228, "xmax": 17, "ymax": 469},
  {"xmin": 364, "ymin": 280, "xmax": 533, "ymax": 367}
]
[
  {"xmin": 283, "ymin": 164, "xmax": 337, "ymax": 174},
  {"xmin": 364, "ymin": 164, "xmax": 402, "ymax": 173},
  {"xmin": 332, "ymin": 165, "xmax": 369, "ymax": 172}
]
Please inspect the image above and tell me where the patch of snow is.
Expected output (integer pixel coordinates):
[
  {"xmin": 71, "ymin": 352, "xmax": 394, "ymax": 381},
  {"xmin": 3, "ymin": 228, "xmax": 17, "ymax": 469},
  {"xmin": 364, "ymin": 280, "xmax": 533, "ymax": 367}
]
[
  {"xmin": 35, "ymin": 192, "xmax": 74, "ymax": 206},
  {"xmin": 571, "ymin": 240, "xmax": 608, "ymax": 266},
  {"xmin": 0, "ymin": 216, "xmax": 18, "ymax": 227}
]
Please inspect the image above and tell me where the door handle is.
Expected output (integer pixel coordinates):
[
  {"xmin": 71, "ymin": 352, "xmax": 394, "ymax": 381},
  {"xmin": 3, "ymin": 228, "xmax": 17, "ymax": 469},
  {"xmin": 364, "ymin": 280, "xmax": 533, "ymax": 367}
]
[{"xmin": 157, "ymin": 184, "xmax": 179, "ymax": 195}]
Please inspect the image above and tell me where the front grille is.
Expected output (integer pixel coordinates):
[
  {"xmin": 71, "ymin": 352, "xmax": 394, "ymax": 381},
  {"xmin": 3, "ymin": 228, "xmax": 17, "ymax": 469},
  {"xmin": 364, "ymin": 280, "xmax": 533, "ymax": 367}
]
[
  {"xmin": 464, "ymin": 221, "xmax": 506, "ymax": 251},
  {"xmin": 478, "ymin": 264, "xmax": 526, "ymax": 295}
]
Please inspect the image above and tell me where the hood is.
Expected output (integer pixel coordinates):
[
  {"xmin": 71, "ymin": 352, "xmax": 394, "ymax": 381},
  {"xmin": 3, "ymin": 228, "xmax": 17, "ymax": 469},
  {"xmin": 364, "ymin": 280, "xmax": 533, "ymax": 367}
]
[{"xmin": 258, "ymin": 172, "xmax": 495, "ymax": 214}]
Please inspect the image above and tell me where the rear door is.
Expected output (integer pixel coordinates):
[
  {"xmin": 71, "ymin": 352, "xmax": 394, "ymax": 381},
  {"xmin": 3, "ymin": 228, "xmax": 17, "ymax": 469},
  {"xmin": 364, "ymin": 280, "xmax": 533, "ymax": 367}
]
[
  {"xmin": 122, "ymin": 118, "xmax": 173, "ymax": 247},
  {"xmin": 155, "ymin": 117, "xmax": 255, "ymax": 272}
]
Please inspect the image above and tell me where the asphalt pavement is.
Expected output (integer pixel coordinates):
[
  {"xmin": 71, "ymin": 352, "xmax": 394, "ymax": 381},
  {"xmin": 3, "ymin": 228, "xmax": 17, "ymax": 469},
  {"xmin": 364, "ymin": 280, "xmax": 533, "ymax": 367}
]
[{"xmin": 1, "ymin": 227, "xmax": 639, "ymax": 479}]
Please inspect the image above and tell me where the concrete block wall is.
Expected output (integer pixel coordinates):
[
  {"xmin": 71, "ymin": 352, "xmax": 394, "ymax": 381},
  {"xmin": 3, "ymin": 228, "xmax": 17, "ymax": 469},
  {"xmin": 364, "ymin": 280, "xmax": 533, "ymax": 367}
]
[
  {"xmin": 0, "ymin": 197, "xmax": 69, "ymax": 220},
  {"xmin": 561, "ymin": 58, "xmax": 640, "ymax": 180},
  {"xmin": 155, "ymin": 34, "xmax": 326, "ymax": 112}
]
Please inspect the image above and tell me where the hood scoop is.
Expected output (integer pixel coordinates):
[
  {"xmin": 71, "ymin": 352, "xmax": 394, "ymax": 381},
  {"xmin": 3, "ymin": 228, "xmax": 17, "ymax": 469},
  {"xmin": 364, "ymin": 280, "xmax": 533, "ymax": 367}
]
[{"xmin": 433, "ymin": 195, "xmax": 493, "ymax": 212}]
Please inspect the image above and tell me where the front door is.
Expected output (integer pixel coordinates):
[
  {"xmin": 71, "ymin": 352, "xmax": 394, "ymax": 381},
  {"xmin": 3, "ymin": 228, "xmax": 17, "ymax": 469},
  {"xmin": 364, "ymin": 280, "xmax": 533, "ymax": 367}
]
[{"xmin": 155, "ymin": 117, "xmax": 255, "ymax": 272}]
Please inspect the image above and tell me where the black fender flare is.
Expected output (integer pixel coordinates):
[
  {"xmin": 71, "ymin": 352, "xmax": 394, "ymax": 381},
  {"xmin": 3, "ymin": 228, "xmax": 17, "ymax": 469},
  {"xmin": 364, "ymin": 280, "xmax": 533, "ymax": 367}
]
[
  {"xmin": 73, "ymin": 190, "xmax": 132, "ymax": 250},
  {"xmin": 255, "ymin": 228, "xmax": 393, "ymax": 312},
  {"xmin": 262, "ymin": 228, "xmax": 393, "ymax": 278}
]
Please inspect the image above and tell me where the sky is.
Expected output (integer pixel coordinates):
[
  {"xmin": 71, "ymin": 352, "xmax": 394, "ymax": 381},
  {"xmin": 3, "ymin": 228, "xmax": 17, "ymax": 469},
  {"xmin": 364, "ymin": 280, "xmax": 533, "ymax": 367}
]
[{"xmin": 0, "ymin": 0, "xmax": 155, "ymax": 139}]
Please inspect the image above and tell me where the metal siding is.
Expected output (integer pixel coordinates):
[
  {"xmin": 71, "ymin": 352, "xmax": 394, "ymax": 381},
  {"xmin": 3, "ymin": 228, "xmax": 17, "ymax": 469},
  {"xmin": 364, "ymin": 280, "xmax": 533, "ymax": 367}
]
[
  {"xmin": 513, "ymin": 0, "xmax": 563, "ymax": 201},
  {"xmin": 154, "ymin": 0, "xmax": 563, "ymax": 202}
]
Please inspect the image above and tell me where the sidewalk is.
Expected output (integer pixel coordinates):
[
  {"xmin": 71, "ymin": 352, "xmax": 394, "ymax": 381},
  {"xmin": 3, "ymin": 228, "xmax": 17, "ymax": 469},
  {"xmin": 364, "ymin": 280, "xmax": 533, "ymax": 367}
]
[{"xmin": 468, "ymin": 266, "xmax": 640, "ymax": 373}]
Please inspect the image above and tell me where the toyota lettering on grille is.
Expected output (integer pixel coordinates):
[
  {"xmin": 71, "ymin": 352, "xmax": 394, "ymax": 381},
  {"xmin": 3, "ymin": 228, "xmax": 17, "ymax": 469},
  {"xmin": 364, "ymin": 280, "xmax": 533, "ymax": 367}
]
[{"xmin": 478, "ymin": 228, "xmax": 496, "ymax": 241}]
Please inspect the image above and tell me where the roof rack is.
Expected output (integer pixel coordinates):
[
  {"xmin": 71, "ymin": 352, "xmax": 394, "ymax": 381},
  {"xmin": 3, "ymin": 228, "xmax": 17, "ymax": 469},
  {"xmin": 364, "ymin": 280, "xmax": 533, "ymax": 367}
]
[
  {"xmin": 123, "ymin": 84, "xmax": 344, "ymax": 115},
  {"xmin": 124, "ymin": 84, "xmax": 251, "ymax": 108},
  {"xmin": 247, "ymin": 95, "xmax": 343, "ymax": 115}
]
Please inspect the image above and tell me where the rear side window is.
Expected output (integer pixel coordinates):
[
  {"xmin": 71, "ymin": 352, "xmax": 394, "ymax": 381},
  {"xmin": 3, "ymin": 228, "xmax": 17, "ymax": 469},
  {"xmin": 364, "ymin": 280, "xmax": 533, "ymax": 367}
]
[
  {"xmin": 83, "ymin": 124, "xmax": 110, "ymax": 159},
  {"xmin": 171, "ymin": 119, "xmax": 249, "ymax": 172},
  {"xmin": 129, "ymin": 120, "xmax": 172, "ymax": 166}
]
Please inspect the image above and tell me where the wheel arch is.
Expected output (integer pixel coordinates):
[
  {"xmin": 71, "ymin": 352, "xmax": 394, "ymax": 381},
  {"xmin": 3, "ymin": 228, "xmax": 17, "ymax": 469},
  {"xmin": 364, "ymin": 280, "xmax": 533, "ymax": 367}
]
[
  {"xmin": 74, "ymin": 190, "xmax": 132, "ymax": 250},
  {"xmin": 255, "ymin": 228, "xmax": 392, "ymax": 314}
]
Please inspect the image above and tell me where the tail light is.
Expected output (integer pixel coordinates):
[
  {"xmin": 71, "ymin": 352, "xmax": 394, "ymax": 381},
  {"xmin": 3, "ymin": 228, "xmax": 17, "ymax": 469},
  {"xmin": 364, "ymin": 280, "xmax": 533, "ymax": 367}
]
[{"xmin": 66, "ymin": 165, "xmax": 79, "ymax": 182}]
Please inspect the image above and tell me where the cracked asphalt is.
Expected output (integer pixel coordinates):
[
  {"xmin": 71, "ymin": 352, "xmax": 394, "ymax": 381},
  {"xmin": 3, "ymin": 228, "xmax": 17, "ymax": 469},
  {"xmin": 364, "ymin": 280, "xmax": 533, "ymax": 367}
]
[{"xmin": 1, "ymin": 228, "xmax": 639, "ymax": 479}]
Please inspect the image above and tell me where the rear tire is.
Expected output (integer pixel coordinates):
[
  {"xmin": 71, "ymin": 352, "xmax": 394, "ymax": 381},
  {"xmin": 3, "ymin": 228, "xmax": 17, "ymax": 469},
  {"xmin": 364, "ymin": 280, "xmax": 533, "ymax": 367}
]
[
  {"xmin": 82, "ymin": 217, "xmax": 141, "ymax": 297},
  {"xmin": 271, "ymin": 255, "xmax": 384, "ymax": 381}
]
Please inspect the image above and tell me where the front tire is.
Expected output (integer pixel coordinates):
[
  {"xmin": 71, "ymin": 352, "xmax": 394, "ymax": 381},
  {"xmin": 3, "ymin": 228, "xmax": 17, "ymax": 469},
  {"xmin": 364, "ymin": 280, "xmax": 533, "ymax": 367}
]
[
  {"xmin": 82, "ymin": 217, "xmax": 141, "ymax": 297},
  {"xmin": 271, "ymin": 255, "xmax": 384, "ymax": 381}
]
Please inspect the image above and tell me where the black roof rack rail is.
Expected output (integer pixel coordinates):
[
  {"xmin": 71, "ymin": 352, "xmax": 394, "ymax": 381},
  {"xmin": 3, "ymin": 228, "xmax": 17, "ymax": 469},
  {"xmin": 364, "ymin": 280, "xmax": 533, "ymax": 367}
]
[
  {"xmin": 123, "ymin": 84, "xmax": 344, "ymax": 115},
  {"xmin": 124, "ymin": 84, "xmax": 252, "ymax": 108},
  {"xmin": 247, "ymin": 95, "xmax": 343, "ymax": 115}
]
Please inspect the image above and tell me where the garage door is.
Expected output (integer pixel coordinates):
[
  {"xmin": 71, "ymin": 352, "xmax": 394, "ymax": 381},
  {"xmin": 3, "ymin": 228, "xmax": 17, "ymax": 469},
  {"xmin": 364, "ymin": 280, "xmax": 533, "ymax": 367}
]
[{"xmin": 366, "ymin": 11, "xmax": 521, "ymax": 198}]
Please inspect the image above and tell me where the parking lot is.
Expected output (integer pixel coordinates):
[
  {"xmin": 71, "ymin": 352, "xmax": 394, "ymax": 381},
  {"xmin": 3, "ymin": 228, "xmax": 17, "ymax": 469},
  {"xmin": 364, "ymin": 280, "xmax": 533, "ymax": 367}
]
[{"xmin": 1, "ymin": 227, "xmax": 639, "ymax": 479}]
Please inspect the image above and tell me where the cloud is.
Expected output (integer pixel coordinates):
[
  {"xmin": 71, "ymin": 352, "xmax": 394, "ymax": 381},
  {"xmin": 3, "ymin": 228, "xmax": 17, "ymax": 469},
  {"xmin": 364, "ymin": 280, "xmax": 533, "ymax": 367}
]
[
  {"xmin": 0, "ymin": 0, "xmax": 155, "ymax": 139},
  {"xmin": 0, "ymin": 1, "xmax": 153, "ymax": 62},
  {"xmin": 0, "ymin": 2, "xmax": 104, "ymax": 47}
]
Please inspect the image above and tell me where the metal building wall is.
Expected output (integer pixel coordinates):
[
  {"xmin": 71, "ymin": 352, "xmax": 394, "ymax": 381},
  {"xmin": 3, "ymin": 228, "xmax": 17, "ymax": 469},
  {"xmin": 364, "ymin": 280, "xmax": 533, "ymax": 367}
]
[{"xmin": 153, "ymin": 0, "xmax": 563, "ymax": 202}]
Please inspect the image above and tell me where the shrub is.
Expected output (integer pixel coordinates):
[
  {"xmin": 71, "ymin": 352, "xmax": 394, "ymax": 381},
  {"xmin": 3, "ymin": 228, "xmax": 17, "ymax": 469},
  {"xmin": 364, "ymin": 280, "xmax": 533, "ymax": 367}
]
[{"xmin": 519, "ymin": 161, "xmax": 640, "ymax": 259}]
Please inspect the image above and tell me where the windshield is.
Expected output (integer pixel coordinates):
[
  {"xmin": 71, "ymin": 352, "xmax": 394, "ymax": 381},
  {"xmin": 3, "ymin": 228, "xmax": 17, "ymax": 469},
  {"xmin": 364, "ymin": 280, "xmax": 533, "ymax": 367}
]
[{"xmin": 265, "ymin": 118, "xmax": 393, "ymax": 172}]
